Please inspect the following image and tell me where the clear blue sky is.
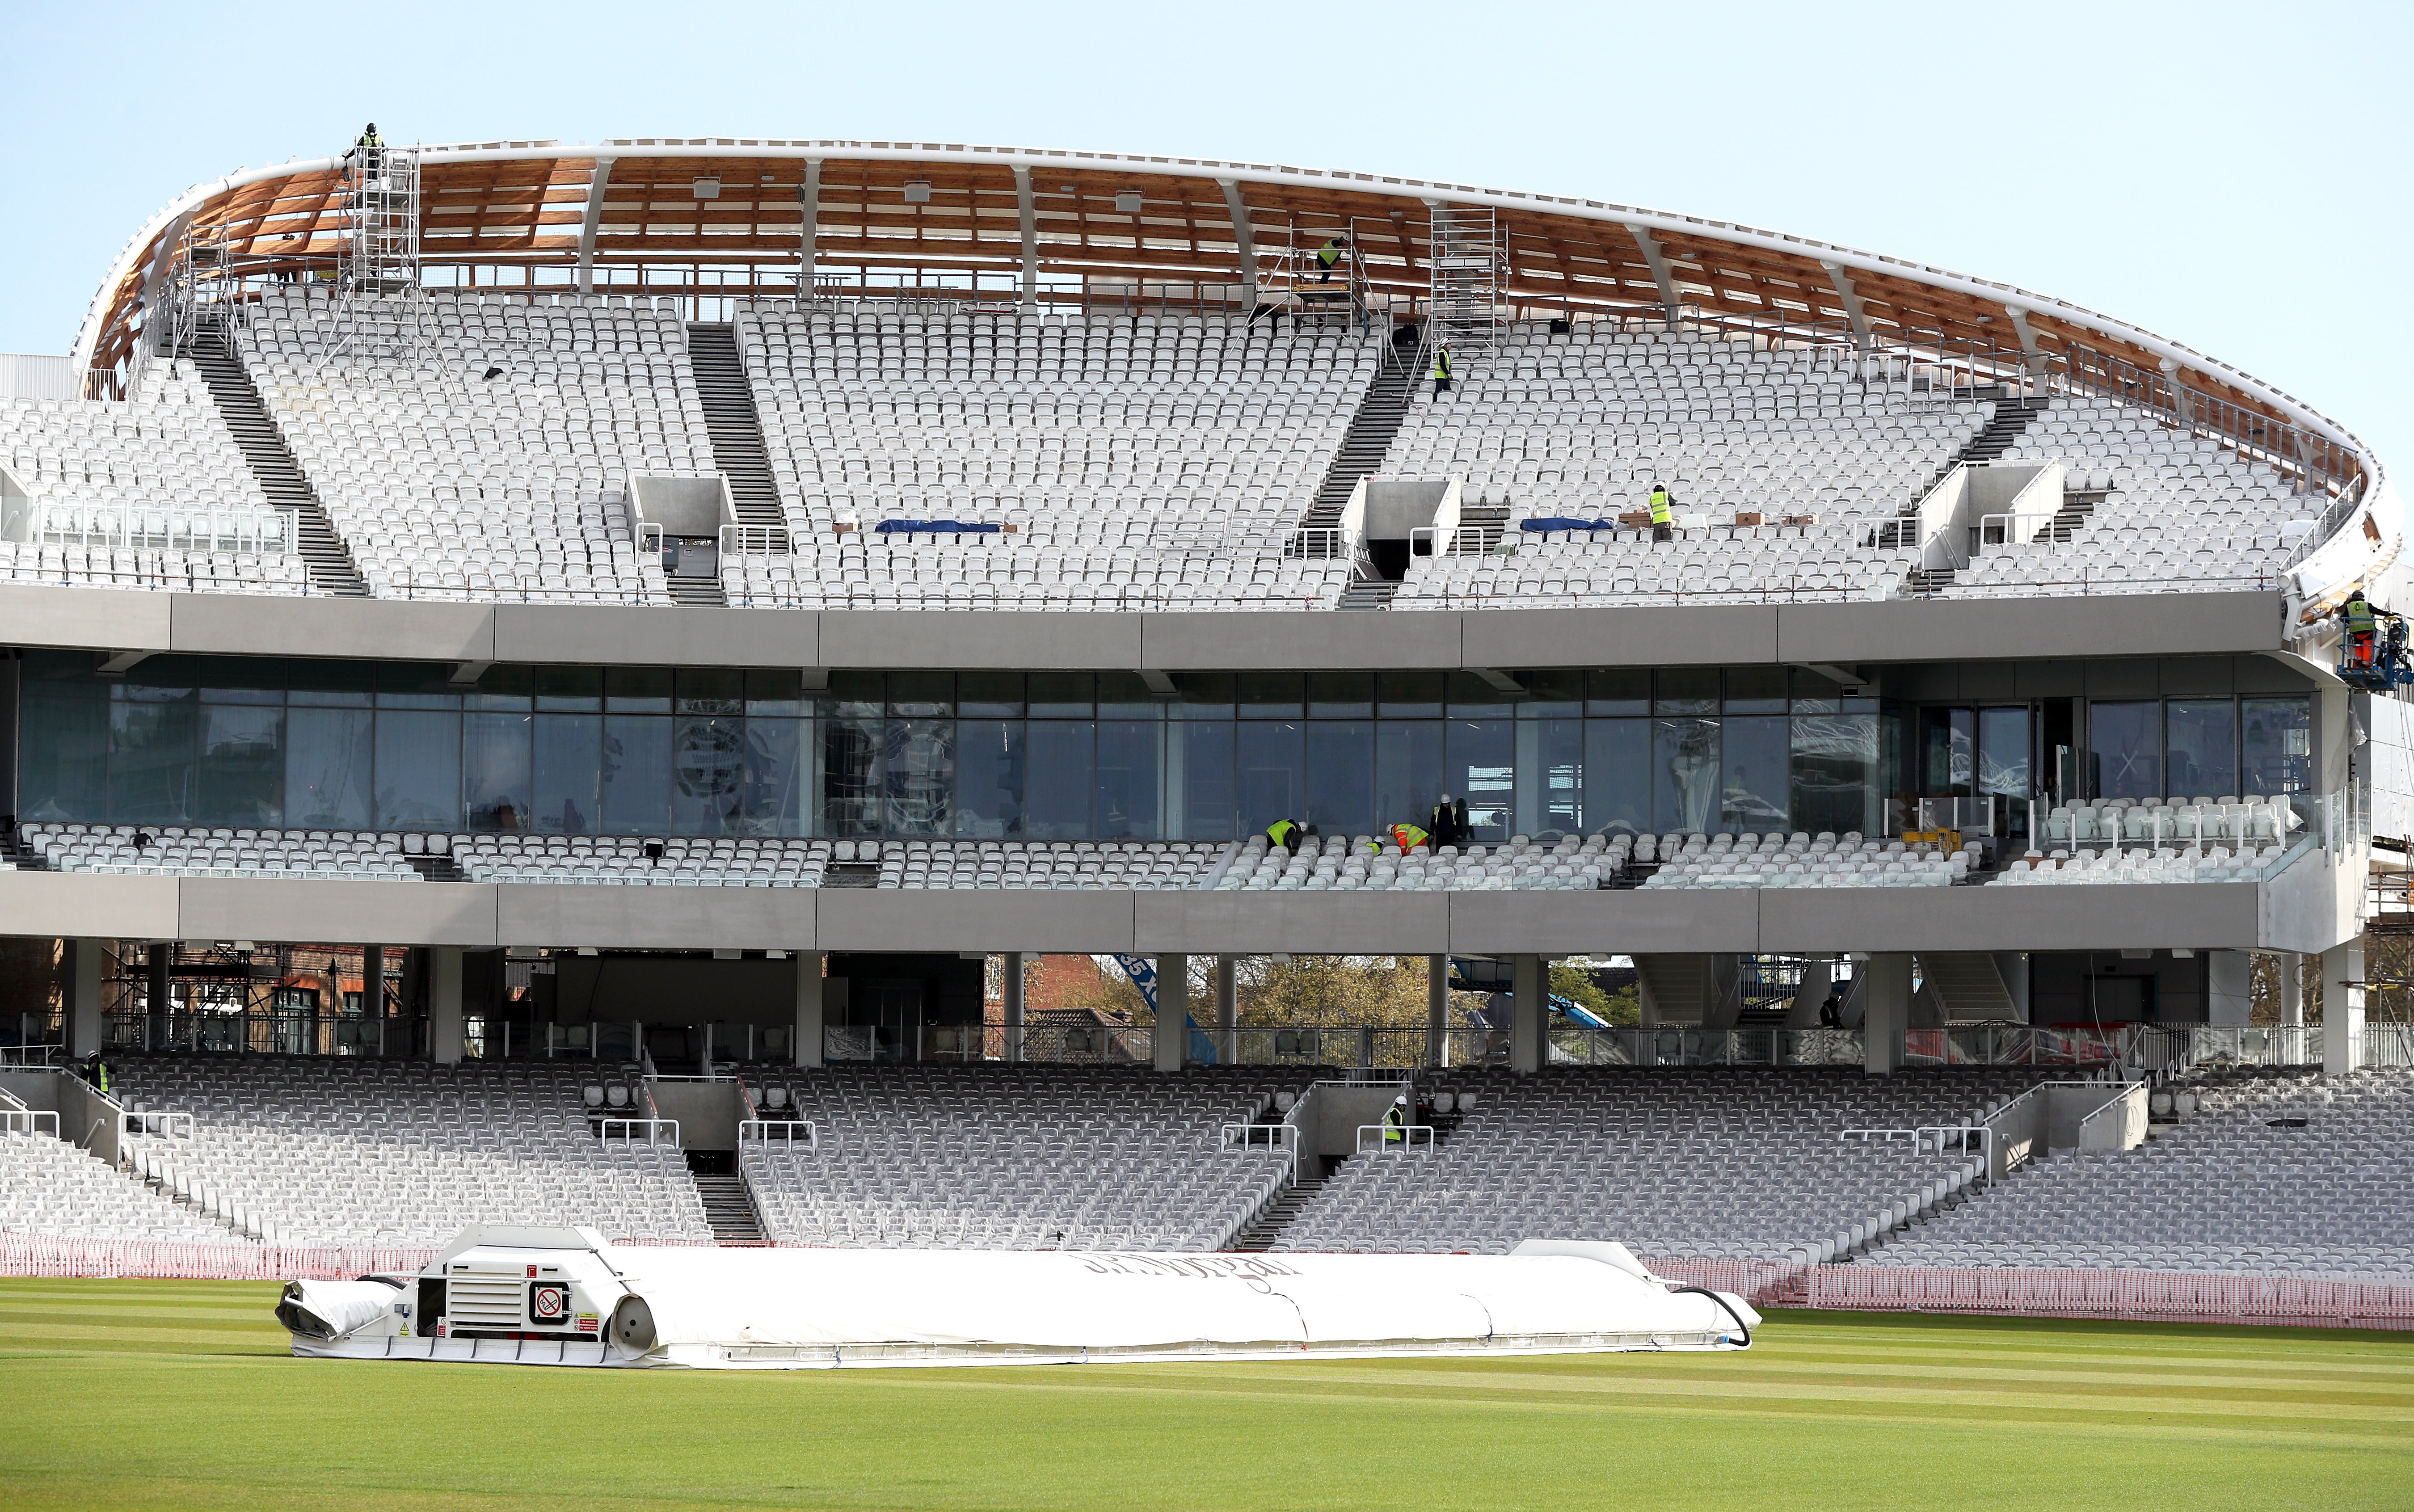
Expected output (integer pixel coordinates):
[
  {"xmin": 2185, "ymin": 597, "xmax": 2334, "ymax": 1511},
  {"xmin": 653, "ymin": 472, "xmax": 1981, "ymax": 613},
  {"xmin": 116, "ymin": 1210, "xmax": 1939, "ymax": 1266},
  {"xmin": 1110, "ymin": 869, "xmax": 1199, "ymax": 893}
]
[{"xmin": 1, "ymin": 0, "xmax": 2403, "ymax": 463}]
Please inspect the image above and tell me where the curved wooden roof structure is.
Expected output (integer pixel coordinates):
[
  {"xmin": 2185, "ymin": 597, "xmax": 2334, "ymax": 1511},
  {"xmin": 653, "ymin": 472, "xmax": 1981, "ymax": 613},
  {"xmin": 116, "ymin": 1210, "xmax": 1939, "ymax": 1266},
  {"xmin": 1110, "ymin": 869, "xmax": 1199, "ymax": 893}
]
[{"xmin": 74, "ymin": 138, "xmax": 2391, "ymax": 546}]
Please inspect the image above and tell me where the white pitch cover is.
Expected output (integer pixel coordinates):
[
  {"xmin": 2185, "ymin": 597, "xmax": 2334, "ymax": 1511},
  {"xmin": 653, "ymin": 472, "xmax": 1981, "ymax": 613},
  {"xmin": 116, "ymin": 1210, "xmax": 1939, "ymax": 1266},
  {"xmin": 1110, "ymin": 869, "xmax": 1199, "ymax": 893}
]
[{"xmin": 280, "ymin": 1228, "xmax": 1759, "ymax": 1369}]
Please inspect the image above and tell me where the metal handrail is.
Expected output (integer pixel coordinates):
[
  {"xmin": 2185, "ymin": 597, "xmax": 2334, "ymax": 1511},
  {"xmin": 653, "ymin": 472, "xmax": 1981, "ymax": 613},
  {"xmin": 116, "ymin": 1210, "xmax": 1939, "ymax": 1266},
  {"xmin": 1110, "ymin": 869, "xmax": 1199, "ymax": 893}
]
[
  {"xmin": 122, "ymin": 1110, "xmax": 196, "ymax": 1140},
  {"xmin": 0, "ymin": 1110, "xmax": 60, "ymax": 1137},
  {"xmin": 737, "ymin": 1118, "xmax": 818, "ymax": 1147},
  {"xmin": 1219, "ymin": 1121, "xmax": 1298, "ymax": 1183},
  {"xmin": 598, "ymin": 1116, "xmax": 680, "ymax": 1146},
  {"xmin": 1356, "ymin": 1123, "xmax": 1435, "ymax": 1154}
]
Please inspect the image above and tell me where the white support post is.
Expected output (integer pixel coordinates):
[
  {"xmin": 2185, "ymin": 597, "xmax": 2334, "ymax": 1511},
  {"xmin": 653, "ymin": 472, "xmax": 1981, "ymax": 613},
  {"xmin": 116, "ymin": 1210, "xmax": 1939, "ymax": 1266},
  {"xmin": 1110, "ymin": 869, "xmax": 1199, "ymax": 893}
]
[
  {"xmin": 795, "ymin": 951, "xmax": 825, "ymax": 1068},
  {"xmin": 1014, "ymin": 167, "xmax": 1040, "ymax": 305},
  {"xmin": 1510, "ymin": 954, "xmax": 1546, "ymax": 1074},
  {"xmin": 67, "ymin": 939, "xmax": 105, "ymax": 1059},
  {"xmin": 2005, "ymin": 304, "xmax": 2049, "ymax": 379},
  {"xmin": 798, "ymin": 158, "xmax": 823, "ymax": 295},
  {"xmin": 1820, "ymin": 259, "xmax": 1872, "ymax": 349},
  {"xmin": 1001, "ymin": 951, "xmax": 1024, "ymax": 1063},
  {"xmin": 2279, "ymin": 951, "xmax": 2303, "ymax": 1027},
  {"xmin": 2323, "ymin": 940, "xmax": 2363, "ymax": 1074},
  {"xmin": 429, "ymin": 947, "xmax": 465, "ymax": 1066},
  {"xmin": 1215, "ymin": 955, "xmax": 1238, "ymax": 1061},
  {"xmin": 1428, "ymin": 953, "xmax": 1449, "ymax": 1068},
  {"xmin": 1862, "ymin": 953, "xmax": 1912, "ymax": 1074},
  {"xmin": 1218, "ymin": 179, "xmax": 1259, "ymax": 309},
  {"xmin": 575, "ymin": 157, "xmax": 616, "ymax": 295},
  {"xmin": 1154, "ymin": 955, "xmax": 1189, "ymax": 1073},
  {"xmin": 1625, "ymin": 223, "xmax": 1682, "ymax": 329}
]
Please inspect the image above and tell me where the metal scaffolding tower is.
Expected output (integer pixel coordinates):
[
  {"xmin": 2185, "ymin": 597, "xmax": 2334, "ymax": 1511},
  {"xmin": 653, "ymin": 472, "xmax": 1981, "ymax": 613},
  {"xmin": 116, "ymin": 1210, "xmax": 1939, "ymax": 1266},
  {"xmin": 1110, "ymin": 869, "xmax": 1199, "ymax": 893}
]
[
  {"xmin": 333, "ymin": 138, "xmax": 425, "ymax": 358},
  {"xmin": 1427, "ymin": 206, "xmax": 1506, "ymax": 365}
]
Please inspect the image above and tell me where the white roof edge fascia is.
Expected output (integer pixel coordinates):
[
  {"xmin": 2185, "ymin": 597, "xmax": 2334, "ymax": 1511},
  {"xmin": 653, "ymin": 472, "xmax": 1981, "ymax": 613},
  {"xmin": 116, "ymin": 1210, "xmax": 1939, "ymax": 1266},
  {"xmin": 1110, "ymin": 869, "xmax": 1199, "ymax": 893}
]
[{"xmin": 76, "ymin": 142, "xmax": 2380, "ymax": 493}]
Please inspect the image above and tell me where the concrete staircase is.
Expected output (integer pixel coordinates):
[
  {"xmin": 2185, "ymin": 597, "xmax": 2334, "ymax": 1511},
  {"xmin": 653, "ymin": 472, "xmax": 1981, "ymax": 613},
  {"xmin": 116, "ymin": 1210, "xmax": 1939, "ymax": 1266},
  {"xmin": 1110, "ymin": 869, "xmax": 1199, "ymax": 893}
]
[
  {"xmin": 1917, "ymin": 952, "xmax": 2019, "ymax": 1022},
  {"xmin": 1293, "ymin": 345, "xmax": 1418, "ymax": 555},
  {"xmin": 1633, "ymin": 954, "xmax": 1740, "ymax": 1030},
  {"xmin": 692, "ymin": 1167, "xmax": 767, "ymax": 1246},
  {"xmin": 1229, "ymin": 1162, "xmax": 1340, "ymax": 1252},
  {"xmin": 684, "ymin": 323, "xmax": 787, "ymax": 537},
  {"xmin": 183, "ymin": 324, "xmax": 368, "ymax": 596}
]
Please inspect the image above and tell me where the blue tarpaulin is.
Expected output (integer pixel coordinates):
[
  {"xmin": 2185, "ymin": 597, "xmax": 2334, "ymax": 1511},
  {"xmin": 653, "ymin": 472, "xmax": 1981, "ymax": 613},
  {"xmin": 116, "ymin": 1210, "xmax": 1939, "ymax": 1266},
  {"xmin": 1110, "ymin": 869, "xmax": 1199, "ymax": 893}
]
[
  {"xmin": 1519, "ymin": 516, "xmax": 1617, "ymax": 532},
  {"xmin": 875, "ymin": 519, "xmax": 1001, "ymax": 534}
]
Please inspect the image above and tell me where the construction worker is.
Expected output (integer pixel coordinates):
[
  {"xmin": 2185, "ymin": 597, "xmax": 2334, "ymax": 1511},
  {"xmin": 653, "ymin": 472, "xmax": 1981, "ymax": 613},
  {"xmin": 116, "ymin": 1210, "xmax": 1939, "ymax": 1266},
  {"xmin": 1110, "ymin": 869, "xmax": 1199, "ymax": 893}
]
[
  {"xmin": 1316, "ymin": 234, "xmax": 1351, "ymax": 284},
  {"xmin": 1390, "ymin": 819, "xmax": 1431, "ymax": 851},
  {"xmin": 1265, "ymin": 818, "xmax": 1302, "ymax": 851},
  {"xmin": 1647, "ymin": 484, "xmax": 1674, "ymax": 543},
  {"xmin": 81, "ymin": 1051, "xmax": 109, "ymax": 1095},
  {"xmin": 1382, "ymin": 1095, "xmax": 1408, "ymax": 1146},
  {"xmin": 1431, "ymin": 344, "xmax": 1453, "ymax": 398},
  {"xmin": 1427, "ymin": 792, "xmax": 1469, "ymax": 847},
  {"xmin": 2343, "ymin": 590, "xmax": 2378, "ymax": 670},
  {"xmin": 350, "ymin": 123, "xmax": 385, "ymax": 177}
]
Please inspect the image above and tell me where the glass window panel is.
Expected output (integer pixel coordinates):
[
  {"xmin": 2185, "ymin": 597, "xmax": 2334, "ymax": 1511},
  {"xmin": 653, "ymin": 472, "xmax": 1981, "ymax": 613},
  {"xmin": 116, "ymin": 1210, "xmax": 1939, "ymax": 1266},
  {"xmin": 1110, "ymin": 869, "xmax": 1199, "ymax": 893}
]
[
  {"xmin": 1378, "ymin": 671, "xmax": 1444, "ymax": 720},
  {"xmin": 1587, "ymin": 669, "xmax": 1649, "ymax": 717},
  {"xmin": 1583, "ymin": 718, "xmax": 1650, "ymax": 838},
  {"xmin": 1180, "ymin": 721, "xmax": 1235, "ymax": 841},
  {"xmin": 1792, "ymin": 715, "xmax": 1879, "ymax": 836},
  {"xmin": 117, "ymin": 655, "xmax": 196, "ymax": 703},
  {"xmin": 375, "ymin": 710, "xmax": 462, "ymax": 830},
  {"xmin": 378, "ymin": 662, "xmax": 461, "ymax": 710},
  {"xmin": 2164, "ymin": 699, "xmax": 2237, "ymax": 798},
  {"xmin": 1534, "ymin": 718, "xmax": 1584, "ymax": 833},
  {"xmin": 1517, "ymin": 671, "xmax": 1584, "ymax": 717},
  {"xmin": 17, "ymin": 696, "xmax": 108, "ymax": 821},
  {"xmin": 601, "ymin": 716, "xmax": 671, "ymax": 834},
  {"xmin": 196, "ymin": 657, "xmax": 283, "ymax": 705},
  {"xmin": 956, "ymin": 672, "xmax": 1025, "ymax": 718},
  {"xmin": 1653, "ymin": 717, "xmax": 1720, "ymax": 833},
  {"xmin": 1979, "ymin": 707, "xmax": 2033, "ymax": 798},
  {"xmin": 1719, "ymin": 714, "xmax": 1790, "ymax": 834},
  {"xmin": 1027, "ymin": 673, "xmax": 1094, "ymax": 719},
  {"xmin": 954, "ymin": 720, "xmax": 1025, "ymax": 838},
  {"xmin": 1653, "ymin": 669, "xmax": 1718, "ymax": 715},
  {"xmin": 2241, "ymin": 697, "xmax": 2312, "ymax": 794},
  {"xmin": 532, "ymin": 714, "xmax": 601, "ymax": 833},
  {"xmin": 534, "ymin": 667, "xmax": 603, "ymax": 712},
  {"xmin": 820, "ymin": 672, "xmax": 885, "ymax": 720},
  {"xmin": 468, "ymin": 664, "xmax": 533, "ymax": 712},
  {"xmin": 1169, "ymin": 672, "xmax": 1235, "ymax": 720},
  {"xmin": 463, "ymin": 712, "xmax": 534, "ymax": 830},
  {"xmin": 1307, "ymin": 673, "xmax": 1374, "ymax": 719},
  {"xmin": 887, "ymin": 672, "xmax": 953, "ymax": 717},
  {"xmin": 670, "ymin": 717, "xmax": 745, "ymax": 834},
  {"xmin": 2088, "ymin": 701, "xmax": 2161, "ymax": 801},
  {"xmin": 819, "ymin": 717, "xmax": 885, "ymax": 837},
  {"xmin": 1237, "ymin": 673, "xmax": 1305, "ymax": 720},
  {"xmin": 1446, "ymin": 719, "xmax": 1514, "ymax": 839},
  {"xmin": 675, "ymin": 668, "xmax": 744, "ymax": 716},
  {"xmin": 285, "ymin": 707, "xmax": 373, "ymax": 830},
  {"xmin": 1095, "ymin": 720, "xmax": 1162, "ymax": 838},
  {"xmin": 1237, "ymin": 721, "xmax": 1305, "ymax": 832},
  {"xmin": 1095, "ymin": 673, "xmax": 1162, "ymax": 720},
  {"xmin": 1790, "ymin": 667, "xmax": 1844, "ymax": 714},
  {"xmin": 604, "ymin": 667, "xmax": 672, "ymax": 713},
  {"xmin": 1922, "ymin": 708, "xmax": 1976, "ymax": 796},
  {"xmin": 745, "ymin": 668, "xmax": 805, "ymax": 717},
  {"xmin": 1375, "ymin": 720, "xmax": 1442, "ymax": 828},
  {"xmin": 1723, "ymin": 667, "xmax": 1787, "ymax": 714},
  {"xmin": 109, "ymin": 699, "xmax": 196, "ymax": 825},
  {"xmin": 741, "ymin": 718, "xmax": 806, "ymax": 836},
  {"xmin": 20, "ymin": 649, "xmax": 107, "ymax": 695},
  {"xmin": 1024, "ymin": 721, "xmax": 1094, "ymax": 838},
  {"xmin": 1445, "ymin": 672, "xmax": 1509, "ymax": 719},
  {"xmin": 882, "ymin": 718, "xmax": 954, "ymax": 836},
  {"xmin": 1303, "ymin": 720, "xmax": 1374, "ymax": 837},
  {"xmin": 197, "ymin": 705, "xmax": 283, "ymax": 827}
]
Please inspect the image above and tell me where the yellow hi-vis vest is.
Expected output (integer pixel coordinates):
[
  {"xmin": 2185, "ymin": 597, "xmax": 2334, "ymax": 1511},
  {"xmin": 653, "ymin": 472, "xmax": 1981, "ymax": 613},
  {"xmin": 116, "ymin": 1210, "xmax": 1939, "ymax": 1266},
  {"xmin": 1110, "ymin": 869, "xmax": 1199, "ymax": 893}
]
[
  {"xmin": 1649, "ymin": 490, "xmax": 1672, "ymax": 526},
  {"xmin": 1432, "ymin": 350, "xmax": 1451, "ymax": 380},
  {"xmin": 2348, "ymin": 598, "xmax": 2376, "ymax": 636},
  {"xmin": 1266, "ymin": 819, "xmax": 1298, "ymax": 848},
  {"xmin": 1391, "ymin": 823, "xmax": 1430, "ymax": 850},
  {"xmin": 1318, "ymin": 240, "xmax": 1343, "ymax": 269}
]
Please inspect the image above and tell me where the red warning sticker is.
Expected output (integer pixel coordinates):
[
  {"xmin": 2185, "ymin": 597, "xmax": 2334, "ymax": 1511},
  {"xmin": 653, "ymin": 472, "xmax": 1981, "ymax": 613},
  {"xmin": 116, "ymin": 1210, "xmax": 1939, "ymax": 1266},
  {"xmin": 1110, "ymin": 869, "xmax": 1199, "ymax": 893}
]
[{"xmin": 529, "ymin": 1282, "xmax": 570, "ymax": 1322}]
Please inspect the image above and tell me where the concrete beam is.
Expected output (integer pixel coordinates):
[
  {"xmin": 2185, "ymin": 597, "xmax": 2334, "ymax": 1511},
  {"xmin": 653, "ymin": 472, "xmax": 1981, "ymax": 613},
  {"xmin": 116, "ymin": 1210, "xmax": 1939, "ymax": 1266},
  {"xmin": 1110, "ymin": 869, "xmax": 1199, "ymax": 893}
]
[
  {"xmin": 1015, "ymin": 167, "xmax": 1040, "ymax": 304},
  {"xmin": 795, "ymin": 951, "xmax": 824, "ymax": 1067},
  {"xmin": 1218, "ymin": 179, "xmax": 1259, "ymax": 307},
  {"xmin": 798, "ymin": 159, "xmax": 822, "ymax": 292},
  {"xmin": 575, "ymin": 157, "xmax": 616, "ymax": 295},
  {"xmin": 1510, "ymin": 953, "xmax": 1546, "ymax": 1073},
  {"xmin": 2323, "ymin": 939, "xmax": 2363, "ymax": 1072},
  {"xmin": 430, "ymin": 946, "xmax": 465, "ymax": 1065},
  {"xmin": 1861, "ymin": 953, "xmax": 1912, "ymax": 1073},
  {"xmin": 1820, "ymin": 260, "xmax": 1871, "ymax": 348},
  {"xmin": 2005, "ymin": 304, "xmax": 2048, "ymax": 377},
  {"xmin": 1154, "ymin": 953, "xmax": 1188, "ymax": 1072},
  {"xmin": 1625, "ymin": 224, "xmax": 1682, "ymax": 329},
  {"xmin": 67, "ymin": 939, "xmax": 105, "ymax": 1058}
]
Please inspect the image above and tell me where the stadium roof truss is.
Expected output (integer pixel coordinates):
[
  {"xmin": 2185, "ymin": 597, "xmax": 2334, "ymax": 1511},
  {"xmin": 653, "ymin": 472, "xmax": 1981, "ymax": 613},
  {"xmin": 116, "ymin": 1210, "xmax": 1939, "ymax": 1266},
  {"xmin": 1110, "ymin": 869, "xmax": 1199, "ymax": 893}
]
[{"xmin": 73, "ymin": 139, "xmax": 2391, "ymax": 548}]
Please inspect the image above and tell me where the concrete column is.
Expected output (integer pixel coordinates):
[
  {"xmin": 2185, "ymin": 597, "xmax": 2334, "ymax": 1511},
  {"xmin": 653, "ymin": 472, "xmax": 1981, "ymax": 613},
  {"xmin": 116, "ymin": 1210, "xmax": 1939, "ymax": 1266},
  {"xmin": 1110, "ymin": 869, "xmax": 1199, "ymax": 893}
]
[
  {"xmin": 1014, "ymin": 166, "xmax": 1040, "ymax": 304},
  {"xmin": 67, "ymin": 939, "xmax": 105, "ymax": 1058},
  {"xmin": 1218, "ymin": 179, "xmax": 1259, "ymax": 307},
  {"xmin": 797, "ymin": 158, "xmax": 822, "ymax": 292},
  {"xmin": 794, "ymin": 951, "xmax": 825, "ymax": 1068},
  {"xmin": 2279, "ymin": 952, "xmax": 2303, "ymax": 1026},
  {"xmin": 429, "ymin": 946, "xmax": 465, "ymax": 1066},
  {"xmin": 1154, "ymin": 954, "xmax": 1188, "ymax": 1073},
  {"xmin": 2206, "ymin": 950, "xmax": 2254, "ymax": 1026},
  {"xmin": 1861, "ymin": 953, "xmax": 1913, "ymax": 1074},
  {"xmin": 1782, "ymin": 956, "xmax": 1832, "ymax": 1029},
  {"xmin": 1510, "ymin": 953, "xmax": 1546, "ymax": 1074},
  {"xmin": 1215, "ymin": 956, "xmax": 1238, "ymax": 1061},
  {"xmin": 1427, "ymin": 953, "xmax": 1449, "ymax": 1068},
  {"xmin": 1000, "ymin": 952, "xmax": 1024, "ymax": 1063},
  {"xmin": 146, "ymin": 942, "xmax": 173, "ymax": 1051},
  {"xmin": 2322, "ymin": 939, "xmax": 2363, "ymax": 1074}
]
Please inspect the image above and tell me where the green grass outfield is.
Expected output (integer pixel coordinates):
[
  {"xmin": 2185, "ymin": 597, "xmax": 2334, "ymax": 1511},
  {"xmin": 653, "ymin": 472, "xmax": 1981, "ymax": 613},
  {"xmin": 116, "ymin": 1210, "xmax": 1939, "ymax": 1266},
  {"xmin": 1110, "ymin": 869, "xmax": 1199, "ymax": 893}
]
[{"xmin": 3, "ymin": 1278, "xmax": 2410, "ymax": 1512}]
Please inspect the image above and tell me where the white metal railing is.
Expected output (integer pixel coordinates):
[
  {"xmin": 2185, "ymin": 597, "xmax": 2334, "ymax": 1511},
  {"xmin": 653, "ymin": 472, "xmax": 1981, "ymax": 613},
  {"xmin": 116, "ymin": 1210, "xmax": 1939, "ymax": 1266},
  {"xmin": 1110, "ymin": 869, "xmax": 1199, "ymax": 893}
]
[
  {"xmin": 0, "ymin": 1045, "xmax": 62, "ymax": 1067},
  {"xmin": 1839, "ymin": 1125, "xmax": 1991, "ymax": 1158},
  {"xmin": 2, "ymin": 1109, "xmax": 60, "ymax": 1137},
  {"xmin": 1356, "ymin": 1123, "xmax": 1435, "ymax": 1154},
  {"xmin": 1219, "ymin": 1121, "xmax": 1298, "ymax": 1182},
  {"xmin": 374, "ymin": 571, "xmax": 662, "ymax": 605},
  {"xmin": 122, "ymin": 1111, "xmax": 195, "ymax": 1140},
  {"xmin": 719, "ymin": 523, "xmax": 793, "ymax": 554},
  {"xmin": 598, "ymin": 1116, "xmax": 680, "ymax": 1146},
  {"xmin": 1551, "ymin": 1028, "xmax": 1865, "ymax": 1066},
  {"xmin": 1976, "ymin": 511, "xmax": 2067, "ymax": 552},
  {"xmin": 1408, "ymin": 523, "xmax": 1496, "ymax": 558},
  {"xmin": 737, "ymin": 1115, "xmax": 812, "ymax": 1142},
  {"xmin": 7, "ymin": 501, "xmax": 297, "ymax": 555}
]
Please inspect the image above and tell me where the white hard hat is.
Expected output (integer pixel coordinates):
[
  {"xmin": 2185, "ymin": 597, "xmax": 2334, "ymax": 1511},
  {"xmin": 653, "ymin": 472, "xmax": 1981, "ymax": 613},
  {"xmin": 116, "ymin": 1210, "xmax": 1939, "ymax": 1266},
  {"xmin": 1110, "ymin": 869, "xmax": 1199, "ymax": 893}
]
[{"xmin": 1395, "ymin": 1095, "xmax": 1407, "ymax": 1105}]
